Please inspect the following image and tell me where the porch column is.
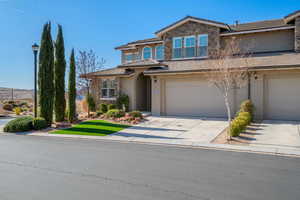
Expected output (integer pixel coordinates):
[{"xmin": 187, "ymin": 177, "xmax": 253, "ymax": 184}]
[{"xmin": 151, "ymin": 76, "xmax": 161, "ymax": 116}]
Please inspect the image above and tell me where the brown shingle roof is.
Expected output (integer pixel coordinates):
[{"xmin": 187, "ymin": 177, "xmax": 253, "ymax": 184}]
[
  {"xmin": 115, "ymin": 38, "xmax": 162, "ymax": 50},
  {"xmin": 227, "ymin": 19, "xmax": 291, "ymax": 32},
  {"xmin": 155, "ymin": 16, "xmax": 230, "ymax": 35},
  {"xmin": 118, "ymin": 59, "xmax": 163, "ymax": 68}
]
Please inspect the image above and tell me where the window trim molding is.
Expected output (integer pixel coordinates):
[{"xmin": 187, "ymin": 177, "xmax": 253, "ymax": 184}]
[
  {"xmin": 173, "ymin": 37, "xmax": 183, "ymax": 49},
  {"xmin": 198, "ymin": 34, "xmax": 208, "ymax": 47},
  {"xmin": 155, "ymin": 45, "xmax": 164, "ymax": 60},
  {"xmin": 142, "ymin": 46, "xmax": 152, "ymax": 60},
  {"xmin": 100, "ymin": 79, "xmax": 117, "ymax": 99},
  {"xmin": 184, "ymin": 35, "xmax": 196, "ymax": 47},
  {"xmin": 124, "ymin": 52, "xmax": 134, "ymax": 63}
]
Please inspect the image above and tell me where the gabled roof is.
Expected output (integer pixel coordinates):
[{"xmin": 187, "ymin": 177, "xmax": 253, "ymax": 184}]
[
  {"xmin": 284, "ymin": 10, "xmax": 300, "ymax": 23},
  {"xmin": 115, "ymin": 38, "xmax": 162, "ymax": 50},
  {"xmin": 155, "ymin": 16, "xmax": 230, "ymax": 37}
]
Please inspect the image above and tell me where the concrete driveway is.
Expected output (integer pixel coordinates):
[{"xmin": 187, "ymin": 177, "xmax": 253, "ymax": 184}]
[
  {"xmin": 249, "ymin": 120, "xmax": 300, "ymax": 150},
  {"xmin": 107, "ymin": 116, "xmax": 227, "ymax": 145}
]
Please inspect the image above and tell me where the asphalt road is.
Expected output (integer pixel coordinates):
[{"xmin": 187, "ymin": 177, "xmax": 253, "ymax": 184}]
[{"xmin": 0, "ymin": 135, "xmax": 299, "ymax": 200}]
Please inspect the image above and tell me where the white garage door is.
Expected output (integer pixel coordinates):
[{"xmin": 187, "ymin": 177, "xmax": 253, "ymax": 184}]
[
  {"xmin": 265, "ymin": 74, "xmax": 300, "ymax": 121},
  {"xmin": 165, "ymin": 78, "xmax": 227, "ymax": 117}
]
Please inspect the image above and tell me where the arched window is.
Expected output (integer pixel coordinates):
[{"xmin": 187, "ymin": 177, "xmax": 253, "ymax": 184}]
[
  {"xmin": 155, "ymin": 45, "xmax": 164, "ymax": 60},
  {"xmin": 143, "ymin": 47, "xmax": 152, "ymax": 60}
]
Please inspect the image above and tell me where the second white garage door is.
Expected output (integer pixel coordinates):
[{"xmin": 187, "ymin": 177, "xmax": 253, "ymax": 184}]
[
  {"xmin": 165, "ymin": 78, "xmax": 227, "ymax": 117},
  {"xmin": 265, "ymin": 74, "xmax": 300, "ymax": 121}
]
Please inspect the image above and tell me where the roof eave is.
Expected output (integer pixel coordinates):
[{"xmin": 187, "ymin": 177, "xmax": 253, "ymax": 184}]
[
  {"xmin": 284, "ymin": 10, "xmax": 300, "ymax": 23},
  {"xmin": 155, "ymin": 16, "xmax": 230, "ymax": 37}
]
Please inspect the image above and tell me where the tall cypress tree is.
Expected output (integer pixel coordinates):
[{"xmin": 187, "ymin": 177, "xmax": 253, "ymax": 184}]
[
  {"xmin": 54, "ymin": 24, "xmax": 66, "ymax": 122},
  {"xmin": 68, "ymin": 49, "xmax": 76, "ymax": 122},
  {"xmin": 38, "ymin": 22, "xmax": 54, "ymax": 125}
]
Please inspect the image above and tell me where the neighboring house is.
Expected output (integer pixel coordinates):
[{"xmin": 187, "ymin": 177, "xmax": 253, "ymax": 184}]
[{"xmin": 86, "ymin": 10, "xmax": 300, "ymax": 121}]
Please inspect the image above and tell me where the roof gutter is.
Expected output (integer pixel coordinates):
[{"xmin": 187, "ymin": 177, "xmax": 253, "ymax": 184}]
[
  {"xmin": 144, "ymin": 65, "xmax": 300, "ymax": 76},
  {"xmin": 220, "ymin": 26, "xmax": 295, "ymax": 36}
]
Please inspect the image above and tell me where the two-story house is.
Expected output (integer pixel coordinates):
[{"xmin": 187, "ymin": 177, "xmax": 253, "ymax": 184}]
[{"xmin": 86, "ymin": 10, "xmax": 300, "ymax": 121}]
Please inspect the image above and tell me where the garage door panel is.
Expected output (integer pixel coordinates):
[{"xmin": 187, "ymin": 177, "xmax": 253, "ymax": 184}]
[
  {"xmin": 266, "ymin": 75, "xmax": 300, "ymax": 120},
  {"xmin": 165, "ymin": 79, "xmax": 226, "ymax": 117}
]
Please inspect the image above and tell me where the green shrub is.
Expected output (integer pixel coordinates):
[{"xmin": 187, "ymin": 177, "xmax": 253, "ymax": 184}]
[
  {"xmin": 240, "ymin": 100, "xmax": 254, "ymax": 115},
  {"xmin": 129, "ymin": 111, "xmax": 143, "ymax": 118},
  {"xmin": 3, "ymin": 116, "xmax": 34, "ymax": 132},
  {"xmin": 106, "ymin": 109, "xmax": 125, "ymax": 118},
  {"xmin": 33, "ymin": 117, "xmax": 48, "ymax": 130},
  {"xmin": 13, "ymin": 107, "xmax": 22, "ymax": 115},
  {"xmin": 3, "ymin": 104, "xmax": 13, "ymax": 111},
  {"xmin": 108, "ymin": 104, "xmax": 117, "ymax": 110},
  {"xmin": 86, "ymin": 94, "xmax": 96, "ymax": 112},
  {"xmin": 238, "ymin": 112, "xmax": 251, "ymax": 125},
  {"xmin": 230, "ymin": 120, "xmax": 242, "ymax": 137},
  {"xmin": 116, "ymin": 93, "xmax": 129, "ymax": 111},
  {"xmin": 19, "ymin": 101, "xmax": 28, "ymax": 107},
  {"xmin": 99, "ymin": 103, "xmax": 108, "ymax": 113},
  {"xmin": 96, "ymin": 111, "xmax": 103, "ymax": 116}
]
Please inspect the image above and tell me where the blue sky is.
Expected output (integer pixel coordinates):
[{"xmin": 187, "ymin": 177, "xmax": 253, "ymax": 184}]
[{"xmin": 0, "ymin": 0, "xmax": 299, "ymax": 89}]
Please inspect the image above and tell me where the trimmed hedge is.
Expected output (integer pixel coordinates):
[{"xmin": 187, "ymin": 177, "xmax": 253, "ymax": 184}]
[
  {"xmin": 128, "ymin": 111, "xmax": 143, "ymax": 118},
  {"xmin": 238, "ymin": 100, "xmax": 254, "ymax": 119},
  {"xmin": 108, "ymin": 104, "xmax": 117, "ymax": 111},
  {"xmin": 99, "ymin": 103, "xmax": 108, "ymax": 113},
  {"xmin": 106, "ymin": 109, "xmax": 125, "ymax": 118},
  {"xmin": 4, "ymin": 116, "xmax": 34, "ymax": 132},
  {"xmin": 230, "ymin": 100, "xmax": 254, "ymax": 137},
  {"xmin": 33, "ymin": 117, "xmax": 48, "ymax": 130}
]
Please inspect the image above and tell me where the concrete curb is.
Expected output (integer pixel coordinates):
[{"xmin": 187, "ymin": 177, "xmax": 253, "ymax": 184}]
[{"xmin": 12, "ymin": 132, "xmax": 300, "ymax": 158}]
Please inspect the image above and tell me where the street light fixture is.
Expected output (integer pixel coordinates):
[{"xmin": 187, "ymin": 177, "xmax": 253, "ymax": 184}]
[{"xmin": 32, "ymin": 43, "xmax": 39, "ymax": 118}]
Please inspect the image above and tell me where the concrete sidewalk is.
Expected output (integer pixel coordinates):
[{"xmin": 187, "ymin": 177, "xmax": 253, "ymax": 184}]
[
  {"xmin": 3, "ymin": 117, "xmax": 300, "ymax": 157},
  {"xmin": 249, "ymin": 120, "xmax": 300, "ymax": 151}
]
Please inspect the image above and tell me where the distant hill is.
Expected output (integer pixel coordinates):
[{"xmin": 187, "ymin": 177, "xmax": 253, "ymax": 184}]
[{"xmin": 0, "ymin": 87, "xmax": 33, "ymax": 100}]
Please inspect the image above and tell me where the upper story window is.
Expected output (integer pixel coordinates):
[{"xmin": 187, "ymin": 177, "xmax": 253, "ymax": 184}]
[
  {"xmin": 184, "ymin": 36, "xmax": 196, "ymax": 58},
  {"xmin": 143, "ymin": 47, "xmax": 152, "ymax": 60},
  {"xmin": 155, "ymin": 45, "xmax": 164, "ymax": 60},
  {"xmin": 124, "ymin": 52, "xmax": 139, "ymax": 63},
  {"xmin": 101, "ymin": 79, "xmax": 117, "ymax": 99},
  {"xmin": 172, "ymin": 34, "xmax": 208, "ymax": 59},
  {"xmin": 125, "ymin": 53, "xmax": 134, "ymax": 63},
  {"xmin": 173, "ymin": 37, "xmax": 183, "ymax": 59},
  {"xmin": 198, "ymin": 34, "xmax": 208, "ymax": 57}
]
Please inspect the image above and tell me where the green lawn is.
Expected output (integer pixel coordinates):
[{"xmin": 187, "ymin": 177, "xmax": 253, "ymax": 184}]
[{"xmin": 51, "ymin": 120, "xmax": 131, "ymax": 136}]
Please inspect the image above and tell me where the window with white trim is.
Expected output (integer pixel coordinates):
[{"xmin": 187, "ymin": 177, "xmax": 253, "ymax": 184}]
[
  {"xmin": 143, "ymin": 47, "xmax": 152, "ymax": 60},
  {"xmin": 172, "ymin": 37, "xmax": 183, "ymax": 58},
  {"xmin": 184, "ymin": 36, "xmax": 196, "ymax": 57},
  {"xmin": 101, "ymin": 79, "xmax": 117, "ymax": 99},
  {"xmin": 125, "ymin": 53, "xmax": 133, "ymax": 63},
  {"xmin": 198, "ymin": 34, "xmax": 208, "ymax": 57},
  {"xmin": 155, "ymin": 45, "xmax": 164, "ymax": 60}
]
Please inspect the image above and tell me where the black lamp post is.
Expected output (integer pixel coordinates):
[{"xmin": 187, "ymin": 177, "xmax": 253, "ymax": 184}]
[{"xmin": 32, "ymin": 43, "xmax": 39, "ymax": 118}]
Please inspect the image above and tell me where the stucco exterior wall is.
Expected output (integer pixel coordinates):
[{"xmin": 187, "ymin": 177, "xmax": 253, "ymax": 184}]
[
  {"xmin": 120, "ymin": 76, "xmax": 136, "ymax": 111},
  {"xmin": 295, "ymin": 17, "xmax": 300, "ymax": 52},
  {"xmin": 221, "ymin": 29, "xmax": 295, "ymax": 53}
]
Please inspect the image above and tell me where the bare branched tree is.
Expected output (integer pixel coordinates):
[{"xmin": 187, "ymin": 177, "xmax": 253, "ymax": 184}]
[
  {"xmin": 206, "ymin": 38, "xmax": 252, "ymax": 140},
  {"xmin": 76, "ymin": 50, "xmax": 105, "ymax": 116},
  {"xmin": 76, "ymin": 50, "xmax": 105, "ymax": 96}
]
